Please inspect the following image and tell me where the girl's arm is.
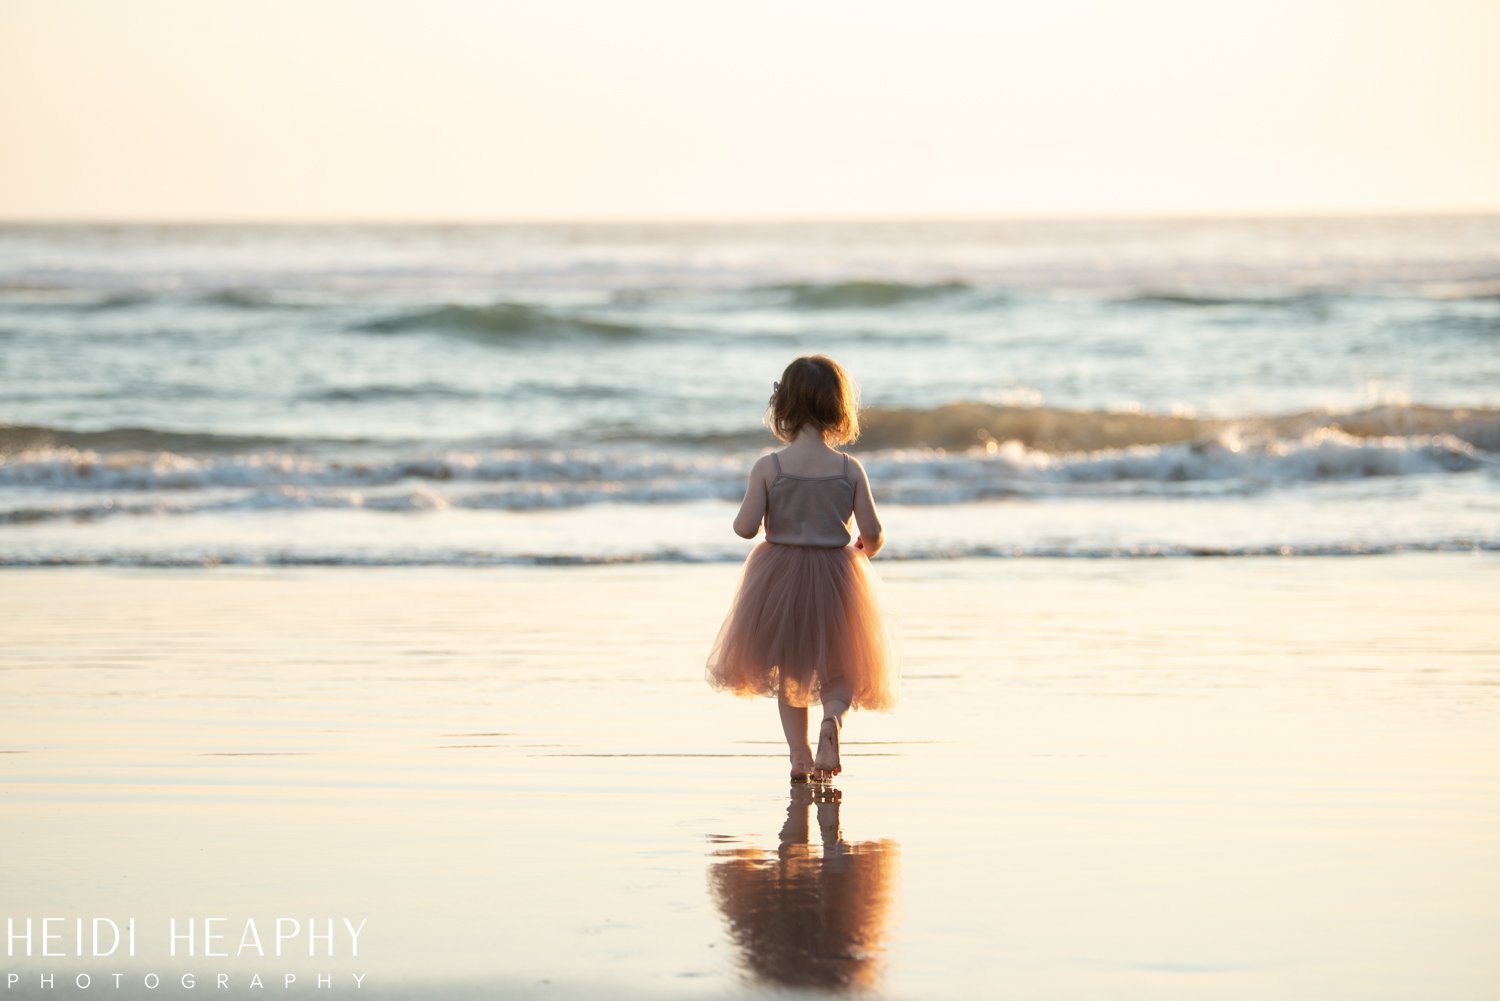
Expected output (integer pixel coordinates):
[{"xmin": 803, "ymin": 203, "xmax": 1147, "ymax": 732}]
[
  {"xmin": 732, "ymin": 454, "xmax": 775, "ymax": 539},
  {"xmin": 850, "ymin": 456, "xmax": 885, "ymax": 557}
]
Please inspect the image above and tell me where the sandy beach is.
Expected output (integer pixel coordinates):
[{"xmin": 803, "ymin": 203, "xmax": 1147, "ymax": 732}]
[
  {"xmin": 6, "ymin": 2, "xmax": 1500, "ymax": 996},
  {"xmin": 3, "ymin": 554, "xmax": 1497, "ymax": 999}
]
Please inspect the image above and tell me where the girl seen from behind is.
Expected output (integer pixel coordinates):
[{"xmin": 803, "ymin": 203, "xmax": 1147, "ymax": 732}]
[{"xmin": 705, "ymin": 355, "xmax": 899, "ymax": 783}]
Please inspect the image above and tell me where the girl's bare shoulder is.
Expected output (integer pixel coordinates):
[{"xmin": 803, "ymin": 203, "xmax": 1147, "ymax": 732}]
[
  {"xmin": 750, "ymin": 451, "xmax": 780, "ymax": 478},
  {"xmin": 842, "ymin": 452, "xmax": 875, "ymax": 492}
]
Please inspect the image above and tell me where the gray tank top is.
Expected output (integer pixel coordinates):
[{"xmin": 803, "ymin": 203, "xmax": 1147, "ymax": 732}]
[{"xmin": 764, "ymin": 452, "xmax": 855, "ymax": 548}]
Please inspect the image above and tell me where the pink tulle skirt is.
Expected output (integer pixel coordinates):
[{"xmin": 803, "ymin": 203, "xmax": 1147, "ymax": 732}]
[{"xmin": 706, "ymin": 542, "xmax": 899, "ymax": 711}]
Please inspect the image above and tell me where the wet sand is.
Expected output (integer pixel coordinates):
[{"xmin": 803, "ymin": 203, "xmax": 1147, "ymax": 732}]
[{"xmin": 2, "ymin": 555, "xmax": 1498, "ymax": 999}]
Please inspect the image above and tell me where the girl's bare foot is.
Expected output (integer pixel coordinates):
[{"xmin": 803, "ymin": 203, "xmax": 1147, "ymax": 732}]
[
  {"xmin": 813, "ymin": 716, "xmax": 841, "ymax": 781},
  {"xmin": 789, "ymin": 744, "xmax": 814, "ymax": 783}
]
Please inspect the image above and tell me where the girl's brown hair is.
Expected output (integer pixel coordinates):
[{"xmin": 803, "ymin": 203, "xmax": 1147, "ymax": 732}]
[{"xmin": 768, "ymin": 355, "xmax": 861, "ymax": 444}]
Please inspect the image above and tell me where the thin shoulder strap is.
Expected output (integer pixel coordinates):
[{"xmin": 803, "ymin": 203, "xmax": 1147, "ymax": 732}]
[
  {"xmin": 771, "ymin": 452, "xmax": 782, "ymax": 475},
  {"xmin": 842, "ymin": 453, "xmax": 850, "ymax": 476}
]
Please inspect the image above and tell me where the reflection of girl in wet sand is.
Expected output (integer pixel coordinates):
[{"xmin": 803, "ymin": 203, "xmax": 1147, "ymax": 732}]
[{"xmin": 708, "ymin": 786, "xmax": 901, "ymax": 991}]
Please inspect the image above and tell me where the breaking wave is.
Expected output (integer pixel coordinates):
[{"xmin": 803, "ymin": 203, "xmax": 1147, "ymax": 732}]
[
  {"xmin": 0, "ymin": 423, "xmax": 308, "ymax": 456},
  {"xmin": 760, "ymin": 279, "xmax": 973, "ymax": 309},
  {"xmin": 2, "ymin": 538, "xmax": 1495, "ymax": 567},
  {"xmin": 0, "ymin": 290, "xmax": 154, "ymax": 311},
  {"xmin": 858, "ymin": 402, "xmax": 1500, "ymax": 453},
  {"xmin": 1115, "ymin": 290, "xmax": 1333, "ymax": 310},
  {"xmin": 296, "ymin": 383, "xmax": 484, "ymax": 403},
  {"xmin": 355, "ymin": 302, "xmax": 649, "ymax": 340},
  {"xmin": 7, "ymin": 399, "xmax": 1496, "ymax": 467},
  {"xmin": 196, "ymin": 288, "xmax": 312, "ymax": 309},
  {"xmin": 1, "ymin": 421, "xmax": 1493, "ymax": 526}
]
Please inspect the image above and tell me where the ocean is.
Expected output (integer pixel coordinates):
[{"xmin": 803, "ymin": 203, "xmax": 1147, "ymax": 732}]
[{"xmin": 1, "ymin": 216, "xmax": 1497, "ymax": 566}]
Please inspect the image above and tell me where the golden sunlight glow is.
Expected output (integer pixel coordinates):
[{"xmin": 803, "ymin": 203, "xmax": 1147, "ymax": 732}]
[{"xmin": 2, "ymin": 0, "xmax": 1497, "ymax": 220}]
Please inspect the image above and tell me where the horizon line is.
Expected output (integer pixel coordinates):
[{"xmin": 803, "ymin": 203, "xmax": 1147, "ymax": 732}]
[{"xmin": 3, "ymin": 206, "xmax": 1500, "ymax": 227}]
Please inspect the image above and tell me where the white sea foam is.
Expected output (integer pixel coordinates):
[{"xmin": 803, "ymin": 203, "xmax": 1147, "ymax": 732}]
[
  {"xmin": 2, "ymin": 539, "xmax": 1495, "ymax": 568},
  {"xmin": 0, "ymin": 428, "xmax": 1491, "ymax": 528}
]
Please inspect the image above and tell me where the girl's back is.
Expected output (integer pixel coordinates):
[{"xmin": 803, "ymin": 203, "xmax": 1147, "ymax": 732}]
[{"xmin": 764, "ymin": 452, "xmax": 855, "ymax": 548}]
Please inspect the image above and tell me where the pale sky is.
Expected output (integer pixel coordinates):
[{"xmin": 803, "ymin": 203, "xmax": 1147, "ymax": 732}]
[{"xmin": 2, "ymin": 0, "xmax": 1497, "ymax": 221}]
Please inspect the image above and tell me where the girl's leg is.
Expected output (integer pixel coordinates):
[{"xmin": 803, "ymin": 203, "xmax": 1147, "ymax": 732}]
[
  {"xmin": 821, "ymin": 681, "xmax": 851, "ymax": 726},
  {"xmin": 814, "ymin": 680, "xmax": 851, "ymax": 780},
  {"xmin": 778, "ymin": 684, "xmax": 813, "ymax": 780}
]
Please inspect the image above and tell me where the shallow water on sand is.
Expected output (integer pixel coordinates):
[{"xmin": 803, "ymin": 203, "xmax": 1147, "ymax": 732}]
[{"xmin": 2, "ymin": 556, "xmax": 1498, "ymax": 999}]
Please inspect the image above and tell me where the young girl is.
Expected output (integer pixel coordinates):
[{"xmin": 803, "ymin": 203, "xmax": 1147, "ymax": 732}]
[{"xmin": 705, "ymin": 355, "xmax": 899, "ymax": 783}]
